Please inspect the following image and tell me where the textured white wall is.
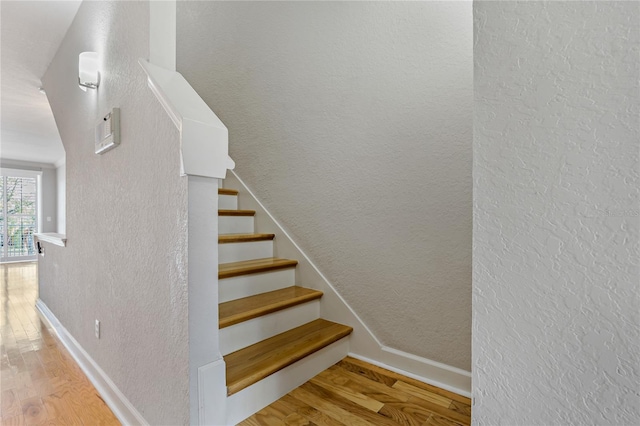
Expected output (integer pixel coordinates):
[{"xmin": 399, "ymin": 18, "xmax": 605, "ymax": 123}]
[
  {"xmin": 178, "ymin": 1, "xmax": 473, "ymax": 371},
  {"xmin": 56, "ymin": 162, "xmax": 65, "ymax": 234},
  {"xmin": 473, "ymin": 2, "xmax": 640, "ymax": 424},
  {"xmin": 41, "ymin": 1, "xmax": 189, "ymax": 424}
]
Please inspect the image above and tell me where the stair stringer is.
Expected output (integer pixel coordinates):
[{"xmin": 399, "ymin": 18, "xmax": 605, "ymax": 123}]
[{"xmin": 224, "ymin": 170, "xmax": 472, "ymax": 398}]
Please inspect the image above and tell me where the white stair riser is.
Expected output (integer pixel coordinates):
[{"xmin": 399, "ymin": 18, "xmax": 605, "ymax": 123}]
[
  {"xmin": 218, "ymin": 194, "xmax": 238, "ymax": 210},
  {"xmin": 219, "ymin": 268, "xmax": 295, "ymax": 303},
  {"xmin": 220, "ymin": 300, "xmax": 320, "ymax": 356},
  {"xmin": 226, "ymin": 337, "xmax": 350, "ymax": 425},
  {"xmin": 219, "ymin": 216, "xmax": 254, "ymax": 234},
  {"xmin": 218, "ymin": 240, "xmax": 273, "ymax": 264}
]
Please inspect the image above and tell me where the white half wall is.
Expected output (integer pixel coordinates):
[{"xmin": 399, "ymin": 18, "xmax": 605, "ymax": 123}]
[{"xmin": 473, "ymin": 1, "xmax": 640, "ymax": 425}]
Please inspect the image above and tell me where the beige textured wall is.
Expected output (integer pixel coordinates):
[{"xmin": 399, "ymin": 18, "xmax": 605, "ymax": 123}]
[
  {"xmin": 178, "ymin": 1, "xmax": 473, "ymax": 370},
  {"xmin": 40, "ymin": 1, "xmax": 189, "ymax": 423}
]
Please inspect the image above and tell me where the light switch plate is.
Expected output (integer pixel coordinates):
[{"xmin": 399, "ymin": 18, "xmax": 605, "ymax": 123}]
[{"xmin": 95, "ymin": 108, "xmax": 120, "ymax": 154}]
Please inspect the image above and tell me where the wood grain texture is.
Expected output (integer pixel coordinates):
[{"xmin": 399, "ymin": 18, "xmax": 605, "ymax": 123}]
[
  {"xmin": 309, "ymin": 374, "xmax": 384, "ymax": 413},
  {"xmin": 225, "ymin": 319, "xmax": 353, "ymax": 395},
  {"xmin": 0, "ymin": 263, "xmax": 120, "ymax": 425},
  {"xmin": 219, "ymin": 209, "xmax": 255, "ymax": 216},
  {"xmin": 219, "ymin": 188, "xmax": 239, "ymax": 195},
  {"xmin": 300, "ymin": 381, "xmax": 399, "ymax": 426},
  {"xmin": 278, "ymin": 394, "xmax": 344, "ymax": 426},
  {"xmin": 219, "ymin": 257, "xmax": 298, "ymax": 279},
  {"xmin": 240, "ymin": 356, "xmax": 471, "ymax": 426},
  {"xmin": 393, "ymin": 381, "xmax": 453, "ymax": 407},
  {"xmin": 289, "ymin": 386, "xmax": 374, "ymax": 426},
  {"xmin": 340, "ymin": 357, "xmax": 471, "ymax": 405},
  {"xmin": 448, "ymin": 400, "xmax": 472, "ymax": 417},
  {"xmin": 219, "ymin": 233, "xmax": 275, "ymax": 243},
  {"xmin": 219, "ymin": 287, "xmax": 323, "ymax": 328}
]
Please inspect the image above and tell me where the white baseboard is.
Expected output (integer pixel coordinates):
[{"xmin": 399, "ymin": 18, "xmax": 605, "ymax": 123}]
[
  {"xmin": 225, "ymin": 171, "xmax": 472, "ymax": 397},
  {"xmin": 349, "ymin": 348, "xmax": 471, "ymax": 398},
  {"xmin": 36, "ymin": 299, "xmax": 148, "ymax": 426}
]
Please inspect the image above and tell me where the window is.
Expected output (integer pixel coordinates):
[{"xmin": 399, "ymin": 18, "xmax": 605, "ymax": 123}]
[{"xmin": 1, "ymin": 174, "xmax": 38, "ymax": 261}]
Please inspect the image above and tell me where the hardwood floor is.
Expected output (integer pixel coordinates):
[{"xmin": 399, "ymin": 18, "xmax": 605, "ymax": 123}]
[
  {"xmin": 1, "ymin": 262, "xmax": 471, "ymax": 425},
  {"xmin": 0, "ymin": 262, "xmax": 119, "ymax": 425},
  {"xmin": 239, "ymin": 357, "xmax": 472, "ymax": 426}
]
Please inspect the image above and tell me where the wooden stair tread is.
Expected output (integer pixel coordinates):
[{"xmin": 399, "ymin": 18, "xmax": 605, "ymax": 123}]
[
  {"xmin": 218, "ymin": 188, "xmax": 238, "ymax": 195},
  {"xmin": 219, "ymin": 258, "xmax": 298, "ymax": 279},
  {"xmin": 219, "ymin": 209, "xmax": 255, "ymax": 216},
  {"xmin": 225, "ymin": 319, "xmax": 353, "ymax": 395},
  {"xmin": 219, "ymin": 233, "xmax": 275, "ymax": 244},
  {"xmin": 219, "ymin": 287, "xmax": 323, "ymax": 328}
]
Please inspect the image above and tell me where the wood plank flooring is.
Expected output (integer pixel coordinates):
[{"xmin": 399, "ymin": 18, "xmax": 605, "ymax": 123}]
[
  {"xmin": 239, "ymin": 357, "xmax": 471, "ymax": 426},
  {"xmin": 0, "ymin": 262, "xmax": 119, "ymax": 425},
  {"xmin": 1, "ymin": 262, "xmax": 471, "ymax": 425}
]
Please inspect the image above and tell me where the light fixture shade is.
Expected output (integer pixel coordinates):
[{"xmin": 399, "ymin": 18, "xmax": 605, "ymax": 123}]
[{"xmin": 79, "ymin": 52, "xmax": 100, "ymax": 90}]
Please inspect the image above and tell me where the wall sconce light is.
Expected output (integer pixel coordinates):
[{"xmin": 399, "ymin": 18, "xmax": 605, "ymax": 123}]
[{"xmin": 78, "ymin": 52, "xmax": 100, "ymax": 91}]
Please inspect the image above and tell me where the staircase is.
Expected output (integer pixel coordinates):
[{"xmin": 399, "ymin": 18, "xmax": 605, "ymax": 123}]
[{"xmin": 217, "ymin": 186, "xmax": 353, "ymax": 423}]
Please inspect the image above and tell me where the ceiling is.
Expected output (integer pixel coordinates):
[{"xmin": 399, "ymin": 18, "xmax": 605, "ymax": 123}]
[{"xmin": 1, "ymin": 0, "xmax": 82, "ymax": 166}]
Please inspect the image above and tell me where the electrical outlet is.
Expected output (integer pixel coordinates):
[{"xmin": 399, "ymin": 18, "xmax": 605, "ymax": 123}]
[{"xmin": 95, "ymin": 320, "xmax": 100, "ymax": 339}]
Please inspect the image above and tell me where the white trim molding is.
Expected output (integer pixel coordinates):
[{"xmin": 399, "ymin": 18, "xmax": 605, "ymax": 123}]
[
  {"xmin": 225, "ymin": 171, "xmax": 472, "ymax": 397},
  {"xmin": 138, "ymin": 59, "xmax": 235, "ymax": 179},
  {"xmin": 0, "ymin": 167, "xmax": 43, "ymax": 178},
  {"xmin": 36, "ymin": 300, "xmax": 149, "ymax": 426},
  {"xmin": 198, "ymin": 359, "xmax": 227, "ymax": 426},
  {"xmin": 54, "ymin": 157, "xmax": 66, "ymax": 169},
  {"xmin": 351, "ymin": 348, "xmax": 472, "ymax": 398},
  {"xmin": 186, "ymin": 176, "xmax": 225, "ymax": 425},
  {"xmin": 34, "ymin": 233, "xmax": 66, "ymax": 247}
]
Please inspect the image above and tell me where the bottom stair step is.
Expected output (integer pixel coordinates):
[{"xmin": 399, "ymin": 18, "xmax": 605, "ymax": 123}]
[{"xmin": 224, "ymin": 318, "xmax": 353, "ymax": 396}]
